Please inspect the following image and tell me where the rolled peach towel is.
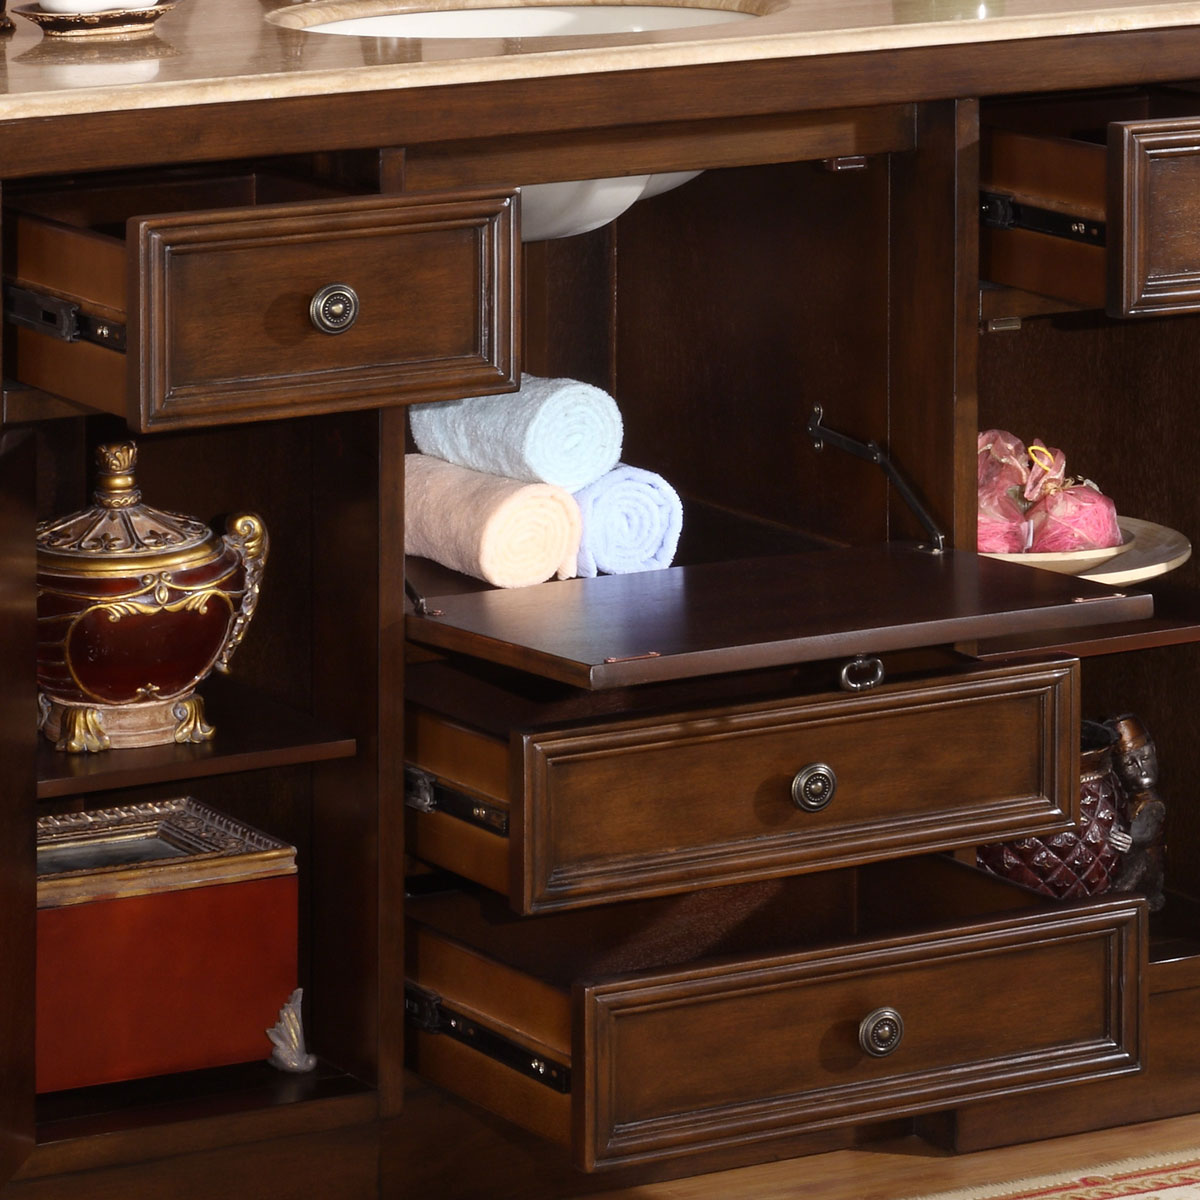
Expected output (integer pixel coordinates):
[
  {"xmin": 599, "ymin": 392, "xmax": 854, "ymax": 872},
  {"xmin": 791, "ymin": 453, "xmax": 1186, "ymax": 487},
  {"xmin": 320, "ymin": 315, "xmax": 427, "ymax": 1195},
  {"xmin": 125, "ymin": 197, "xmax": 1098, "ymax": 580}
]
[{"xmin": 404, "ymin": 454, "xmax": 581, "ymax": 589}]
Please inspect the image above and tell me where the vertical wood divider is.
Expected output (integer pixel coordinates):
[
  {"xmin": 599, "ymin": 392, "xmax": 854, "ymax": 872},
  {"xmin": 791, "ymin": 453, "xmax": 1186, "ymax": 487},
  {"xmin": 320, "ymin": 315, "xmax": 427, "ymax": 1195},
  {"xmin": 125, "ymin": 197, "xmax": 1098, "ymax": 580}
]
[{"xmin": 888, "ymin": 99, "xmax": 981, "ymax": 549}]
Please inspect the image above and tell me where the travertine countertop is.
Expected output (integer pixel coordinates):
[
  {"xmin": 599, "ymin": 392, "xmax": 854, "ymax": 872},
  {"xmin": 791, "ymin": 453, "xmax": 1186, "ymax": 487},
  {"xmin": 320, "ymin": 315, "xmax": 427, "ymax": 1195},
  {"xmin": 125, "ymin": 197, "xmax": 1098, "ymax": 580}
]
[{"xmin": 0, "ymin": 0, "xmax": 1199, "ymax": 118}]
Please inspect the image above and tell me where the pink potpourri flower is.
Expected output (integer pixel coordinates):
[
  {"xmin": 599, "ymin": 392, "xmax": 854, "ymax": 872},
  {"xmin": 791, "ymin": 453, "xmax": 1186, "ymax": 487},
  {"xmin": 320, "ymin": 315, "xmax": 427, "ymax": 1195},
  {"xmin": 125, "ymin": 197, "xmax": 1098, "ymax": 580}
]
[
  {"xmin": 977, "ymin": 429, "xmax": 1028, "ymax": 491},
  {"xmin": 977, "ymin": 429, "xmax": 1031, "ymax": 552},
  {"xmin": 1027, "ymin": 482, "xmax": 1123, "ymax": 552},
  {"xmin": 978, "ymin": 490, "xmax": 1031, "ymax": 552},
  {"xmin": 976, "ymin": 430, "xmax": 1121, "ymax": 554}
]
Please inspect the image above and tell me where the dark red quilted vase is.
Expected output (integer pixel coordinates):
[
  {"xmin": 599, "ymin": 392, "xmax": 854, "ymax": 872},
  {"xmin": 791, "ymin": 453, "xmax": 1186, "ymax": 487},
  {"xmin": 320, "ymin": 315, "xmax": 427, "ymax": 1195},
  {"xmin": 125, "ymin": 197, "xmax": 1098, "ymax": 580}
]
[{"xmin": 976, "ymin": 720, "xmax": 1130, "ymax": 899}]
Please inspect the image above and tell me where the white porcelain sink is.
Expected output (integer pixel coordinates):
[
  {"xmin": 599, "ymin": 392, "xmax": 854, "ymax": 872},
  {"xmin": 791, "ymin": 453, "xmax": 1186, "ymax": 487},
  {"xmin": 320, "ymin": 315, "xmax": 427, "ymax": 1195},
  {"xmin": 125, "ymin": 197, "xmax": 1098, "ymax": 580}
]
[
  {"xmin": 284, "ymin": 1, "xmax": 747, "ymax": 237},
  {"xmin": 303, "ymin": 3, "xmax": 754, "ymax": 39}
]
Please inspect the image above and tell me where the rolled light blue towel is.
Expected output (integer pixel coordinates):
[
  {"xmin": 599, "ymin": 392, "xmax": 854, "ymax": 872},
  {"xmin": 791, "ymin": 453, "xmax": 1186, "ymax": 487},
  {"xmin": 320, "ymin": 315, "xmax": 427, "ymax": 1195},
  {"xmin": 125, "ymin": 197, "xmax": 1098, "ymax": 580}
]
[
  {"xmin": 574, "ymin": 464, "xmax": 684, "ymax": 578},
  {"xmin": 408, "ymin": 374, "xmax": 623, "ymax": 492}
]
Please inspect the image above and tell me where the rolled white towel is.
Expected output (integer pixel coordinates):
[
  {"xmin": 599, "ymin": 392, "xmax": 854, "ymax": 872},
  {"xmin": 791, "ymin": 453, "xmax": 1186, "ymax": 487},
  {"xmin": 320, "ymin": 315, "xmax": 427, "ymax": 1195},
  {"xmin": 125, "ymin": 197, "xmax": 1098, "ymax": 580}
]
[
  {"xmin": 404, "ymin": 454, "xmax": 581, "ymax": 589},
  {"xmin": 574, "ymin": 464, "xmax": 683, "ymax": 578},
  {"xmin": 408, "ymin": 374, "xmax": 622, "ymax": 492}
]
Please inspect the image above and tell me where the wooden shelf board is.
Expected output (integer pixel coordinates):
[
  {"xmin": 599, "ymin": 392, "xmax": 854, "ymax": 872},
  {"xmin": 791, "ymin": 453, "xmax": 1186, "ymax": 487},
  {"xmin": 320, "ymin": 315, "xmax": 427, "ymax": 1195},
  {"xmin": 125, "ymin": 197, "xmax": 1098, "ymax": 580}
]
[
  {"xmin": 1149, "ymin": 893, "xmax": 1200, "ymax": 992},
  {"xmin": 36, "ymin": 679, "xmax": 356, "ymax": 800},
  {"xmin": 1, "ymin": 379, "xmax": 105, "ymax": 423},
  {"xmin": 979, "ymin": 281, "xmax": 1089, "ymax": 327},
  {"xmin": 972, "ymin": 583, "xmax": 1200, "ymax": 660},
  {"xmin": 24, "ymin": 1061, "xmax": 376, "ymax": 1180}
]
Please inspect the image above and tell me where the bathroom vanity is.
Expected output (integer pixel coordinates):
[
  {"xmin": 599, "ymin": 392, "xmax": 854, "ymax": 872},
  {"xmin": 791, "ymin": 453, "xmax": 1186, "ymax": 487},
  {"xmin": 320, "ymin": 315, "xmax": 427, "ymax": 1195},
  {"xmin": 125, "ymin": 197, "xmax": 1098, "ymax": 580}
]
[{"xmin": 7, "ymin": 0, "xmax": 1200, "ymax": 1196}]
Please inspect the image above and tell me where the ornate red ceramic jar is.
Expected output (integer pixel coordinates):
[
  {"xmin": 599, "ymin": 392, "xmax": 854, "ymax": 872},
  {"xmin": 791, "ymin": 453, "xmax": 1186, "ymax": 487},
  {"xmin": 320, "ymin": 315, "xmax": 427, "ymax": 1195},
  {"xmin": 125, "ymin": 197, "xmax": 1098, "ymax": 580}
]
[{"xmin": 36, "ymin": 442, "xmax": 268, "ymax": 752}]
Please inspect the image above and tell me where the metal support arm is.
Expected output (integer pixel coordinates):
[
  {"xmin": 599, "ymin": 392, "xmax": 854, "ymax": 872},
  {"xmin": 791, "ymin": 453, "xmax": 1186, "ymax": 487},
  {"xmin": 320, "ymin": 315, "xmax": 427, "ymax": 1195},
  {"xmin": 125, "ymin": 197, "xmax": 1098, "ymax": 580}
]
[{"xmin": 806, "ymin": 405, "xmax": 947, "ymax": 553}]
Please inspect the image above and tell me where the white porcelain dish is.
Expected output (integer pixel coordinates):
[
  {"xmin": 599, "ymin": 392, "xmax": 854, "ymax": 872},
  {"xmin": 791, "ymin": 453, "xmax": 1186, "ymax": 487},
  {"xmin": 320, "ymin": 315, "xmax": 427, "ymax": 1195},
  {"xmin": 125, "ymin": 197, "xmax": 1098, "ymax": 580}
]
[{"xmin": 37, "ymin": 0, "xmax": 156, "ymax": 14}]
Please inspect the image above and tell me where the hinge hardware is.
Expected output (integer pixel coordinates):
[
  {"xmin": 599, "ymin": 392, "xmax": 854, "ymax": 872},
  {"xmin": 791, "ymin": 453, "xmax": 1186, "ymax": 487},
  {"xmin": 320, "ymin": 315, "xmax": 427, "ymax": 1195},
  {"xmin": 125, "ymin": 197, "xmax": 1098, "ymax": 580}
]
[
  {"xmin": 404, "ymin": 765, "xmax": 509, "ymax": 836},
  {"xmin": 4, "ymin": 284, "xmax": 127, "ymax": 350},
  {"xmin": 404, "ymin": 577, "xmax": 443, "ymax": 618},
  {"xmin": 404, "ymin": 984, "xmax": 571, "ymax": 1093},
  {"xmin": 980, "ymin": 190, "xmax": 1106, "ymax": 247}
]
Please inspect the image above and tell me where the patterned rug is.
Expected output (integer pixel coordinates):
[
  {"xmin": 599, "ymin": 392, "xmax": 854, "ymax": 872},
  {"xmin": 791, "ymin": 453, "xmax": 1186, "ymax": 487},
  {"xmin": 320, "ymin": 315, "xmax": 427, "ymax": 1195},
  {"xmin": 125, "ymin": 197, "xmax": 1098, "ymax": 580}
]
[{"xmin": 899, "ymin": 1150, "xmax": 1200, "ymax": 1199}]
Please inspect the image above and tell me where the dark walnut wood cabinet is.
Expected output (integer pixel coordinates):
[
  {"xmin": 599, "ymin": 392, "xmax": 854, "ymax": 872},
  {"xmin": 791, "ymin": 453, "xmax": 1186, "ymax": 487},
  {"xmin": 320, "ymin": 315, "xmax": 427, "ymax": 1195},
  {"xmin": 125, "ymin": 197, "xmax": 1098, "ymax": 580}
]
[{"xmin": 7, "ymin": 26, "xmax": 1200, "ymax": 1200}]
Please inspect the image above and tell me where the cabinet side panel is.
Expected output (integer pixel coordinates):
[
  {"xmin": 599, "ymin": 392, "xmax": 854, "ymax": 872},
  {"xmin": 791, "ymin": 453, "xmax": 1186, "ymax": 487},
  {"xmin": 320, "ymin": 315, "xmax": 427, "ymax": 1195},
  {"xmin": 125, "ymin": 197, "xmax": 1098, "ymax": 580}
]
[
  {"xmin": 310, "ymin": 411, "xmax": 383, "ymax": 1087},
  {"xmin": 889, "ymin": 99, "xmax": 980, "ymax": 548},
  {"xmin": 0, "ymin": 428, "xmax": 36, "ymax": 1184}
]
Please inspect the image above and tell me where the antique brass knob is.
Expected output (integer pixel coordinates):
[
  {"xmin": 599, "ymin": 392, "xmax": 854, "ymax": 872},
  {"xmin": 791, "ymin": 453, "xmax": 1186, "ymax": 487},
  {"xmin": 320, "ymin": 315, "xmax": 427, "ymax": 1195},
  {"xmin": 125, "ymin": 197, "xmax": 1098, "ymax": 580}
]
[
  {"xmin": 309, "ymin": 283, "xmax": 359, "ymax": 334},
  {"xmin": 791, "ymin": 763, "xmax": 837, "ymax": 811},
  {"xmin": 858, "ymin": 1007, "xmax": 904, "ymax": 1057}
]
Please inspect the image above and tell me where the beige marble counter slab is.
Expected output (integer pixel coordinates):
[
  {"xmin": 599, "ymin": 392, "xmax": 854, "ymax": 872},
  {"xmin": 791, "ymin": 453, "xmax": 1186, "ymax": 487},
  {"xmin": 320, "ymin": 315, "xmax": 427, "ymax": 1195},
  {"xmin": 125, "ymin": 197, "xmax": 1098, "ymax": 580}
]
[{"xmin": 0, "ymin": 0, "xmax": 1199, "ymax": 120}]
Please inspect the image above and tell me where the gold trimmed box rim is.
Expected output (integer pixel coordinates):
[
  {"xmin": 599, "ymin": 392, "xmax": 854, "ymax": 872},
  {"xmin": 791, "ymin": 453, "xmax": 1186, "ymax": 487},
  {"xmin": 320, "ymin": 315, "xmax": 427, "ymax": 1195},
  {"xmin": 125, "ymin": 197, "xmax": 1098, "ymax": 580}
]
[{"xmin": 37, "ymin": 796, "xmax": 296, "ymax": 908}]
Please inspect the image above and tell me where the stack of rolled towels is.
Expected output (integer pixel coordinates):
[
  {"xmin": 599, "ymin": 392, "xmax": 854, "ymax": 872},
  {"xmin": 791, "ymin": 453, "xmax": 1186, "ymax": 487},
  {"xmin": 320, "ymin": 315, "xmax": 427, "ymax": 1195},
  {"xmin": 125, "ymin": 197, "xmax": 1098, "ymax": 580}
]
[{"xmin": 406, "ymin": 374, "xmax": 684, "ymax": 588}]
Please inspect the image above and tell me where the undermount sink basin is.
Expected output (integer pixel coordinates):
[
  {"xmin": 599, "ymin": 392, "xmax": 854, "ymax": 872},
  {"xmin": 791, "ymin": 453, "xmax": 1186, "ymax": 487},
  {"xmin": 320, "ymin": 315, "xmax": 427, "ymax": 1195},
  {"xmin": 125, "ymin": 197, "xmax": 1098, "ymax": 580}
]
[
  {"xmin": 301, "ymin": 3, "xmax": 755, "ymax": 39},
  {"xmin": 276, "ymin": 1, "xmax": 750, "ymax": 237}
]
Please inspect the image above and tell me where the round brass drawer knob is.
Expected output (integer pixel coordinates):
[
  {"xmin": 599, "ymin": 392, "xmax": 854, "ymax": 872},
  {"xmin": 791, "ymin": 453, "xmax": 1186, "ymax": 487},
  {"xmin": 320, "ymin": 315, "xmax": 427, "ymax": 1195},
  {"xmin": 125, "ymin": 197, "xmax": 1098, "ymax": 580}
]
[
  {"xmin": 858, "ymin": 1007, "xmax": 904, "ymax": 1057},
  {"xmin": 791, "ymin": 763, "xmax": 837, "ymax": 812},
  {"xmin": 310, "ymin": 283, "xmax": 359, "ymax": 334}
]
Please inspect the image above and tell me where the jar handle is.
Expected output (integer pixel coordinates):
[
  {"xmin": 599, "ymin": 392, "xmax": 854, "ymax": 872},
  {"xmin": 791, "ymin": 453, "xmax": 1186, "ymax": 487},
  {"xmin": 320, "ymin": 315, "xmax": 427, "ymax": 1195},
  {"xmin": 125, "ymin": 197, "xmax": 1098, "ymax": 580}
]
[{"xmin": 215, "ymin": 513, "xmax": 269, "ymax": 674}]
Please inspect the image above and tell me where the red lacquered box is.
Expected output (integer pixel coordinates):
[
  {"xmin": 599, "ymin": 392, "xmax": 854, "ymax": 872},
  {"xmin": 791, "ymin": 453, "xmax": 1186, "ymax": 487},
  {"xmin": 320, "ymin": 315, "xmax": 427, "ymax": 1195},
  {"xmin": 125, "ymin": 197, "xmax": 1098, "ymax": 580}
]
[{"xmin": 36, "ymin": 797, "xmax": 298, "ymax": 1094}]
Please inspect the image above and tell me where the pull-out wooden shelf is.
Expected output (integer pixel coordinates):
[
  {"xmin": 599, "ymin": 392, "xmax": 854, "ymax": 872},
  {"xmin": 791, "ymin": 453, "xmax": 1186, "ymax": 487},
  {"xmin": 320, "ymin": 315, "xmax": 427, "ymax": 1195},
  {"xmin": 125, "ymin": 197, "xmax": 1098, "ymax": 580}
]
[
  {"xmin": 405, "ymin": 858, "xmax": 1144, "ymax": 1172},
  {"xmin": 405, "ymin": 545, "xmax": 1151, "ymax": 689}
]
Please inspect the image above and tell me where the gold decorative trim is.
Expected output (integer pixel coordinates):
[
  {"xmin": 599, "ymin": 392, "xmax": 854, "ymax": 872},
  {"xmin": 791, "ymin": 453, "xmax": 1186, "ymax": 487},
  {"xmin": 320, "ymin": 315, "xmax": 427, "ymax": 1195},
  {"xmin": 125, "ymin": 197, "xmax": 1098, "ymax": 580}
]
[
  {"xmin": 40, "ymin": 694, "xmax": 218, "ymax": 751},
  {"xmin": 37, "ymin": 556, "xmax": 240, "ymax": 602},
  {"xmin": 37, "ymin": 796, "xmax": 296, "ymax": 909},
  {"xmin": 36, "ymin": 540, "xmax": 225, "ymax": 577},
  {"xmin": 40, "ymin": 586, "xmax": 236, "ymax": 707},
  {"xmin": 216, "ymin": 513, "xmax": 269, "ymax": 674},
  {"xmin": 56, "ymin": 704, "xmax": 109, "ymax": 753},
  {"xmin": 172, "ymin": 695, "xmax": 215, "ymax": 743}
]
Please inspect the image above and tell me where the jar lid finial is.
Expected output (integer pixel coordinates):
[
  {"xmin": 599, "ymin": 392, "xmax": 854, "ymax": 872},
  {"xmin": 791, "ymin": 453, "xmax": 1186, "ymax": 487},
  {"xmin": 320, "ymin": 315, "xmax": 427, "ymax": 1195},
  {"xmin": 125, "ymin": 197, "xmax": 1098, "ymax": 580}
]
[{"xmin": 93, "ymin": 442, "xmax": 141, "ymax": 509}]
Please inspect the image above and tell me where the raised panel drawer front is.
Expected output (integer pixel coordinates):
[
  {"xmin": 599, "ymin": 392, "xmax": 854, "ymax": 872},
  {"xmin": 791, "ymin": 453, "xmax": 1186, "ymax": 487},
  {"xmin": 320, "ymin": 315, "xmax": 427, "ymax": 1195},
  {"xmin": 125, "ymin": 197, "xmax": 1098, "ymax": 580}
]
[
  {"xmin": 4, "ymin": 172, "xmax": 516, "ymax": 429},
  {"xmin": 405, "ymin": 858, "xmax": 1145, "ymax": 1171},
  {"xmin": 981, "ymin": 93, "xmax": 1200, "ymax": 317},
  {"xmin": 1109, "ymin": 116, "xmax": 1200, "ymax": 316},
  {"xmin": 405, "ymin": 655, "xmax": 1080, "ymax": 913}
]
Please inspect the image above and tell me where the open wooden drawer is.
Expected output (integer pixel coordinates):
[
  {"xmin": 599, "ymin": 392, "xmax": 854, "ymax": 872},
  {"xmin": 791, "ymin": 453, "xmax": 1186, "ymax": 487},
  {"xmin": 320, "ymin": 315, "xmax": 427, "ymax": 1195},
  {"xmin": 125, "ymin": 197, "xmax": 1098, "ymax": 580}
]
[
  {"xmin": 404, "ymin": 541, "xmax": 1152, "ymax": 912},
  {"xmin": 981, "ymin": 88, "xmax": 1200, "ymax": 317},
  {"xmin": 405, "ymin": 857, "xmax": 1145, "ymax": 1171},
  {"xmin": 2, "ymin": 167, "xmax": 516, "ymax": 430},
  {"xmin": 406, "ymin": 651, "xmax": 1083, "ymax": 913}
]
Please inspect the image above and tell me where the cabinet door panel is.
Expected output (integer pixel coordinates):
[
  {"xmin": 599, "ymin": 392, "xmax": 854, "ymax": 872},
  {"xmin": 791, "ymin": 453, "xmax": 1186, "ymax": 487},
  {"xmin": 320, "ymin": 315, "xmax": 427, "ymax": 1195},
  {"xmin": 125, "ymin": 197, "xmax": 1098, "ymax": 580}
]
[{"xmin": 0, "ymin": 429, "xmax": 36, "ymax": 1185}]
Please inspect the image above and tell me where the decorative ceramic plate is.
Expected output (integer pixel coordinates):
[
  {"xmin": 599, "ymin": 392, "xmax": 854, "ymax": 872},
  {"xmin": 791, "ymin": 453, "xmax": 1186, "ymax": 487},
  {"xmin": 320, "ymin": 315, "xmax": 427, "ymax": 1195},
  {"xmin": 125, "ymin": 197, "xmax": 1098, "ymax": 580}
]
[
  {"xmin": 980, "ymin": 517, "xmax": 1191, "ymax": 585},
  {"xmin": 14, "ymin": 0, "xmax": 173, "ymax": 36},
  {"xmin": 1079, "ymin": 517, "xmax": 1192, "ymax": 585}
]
